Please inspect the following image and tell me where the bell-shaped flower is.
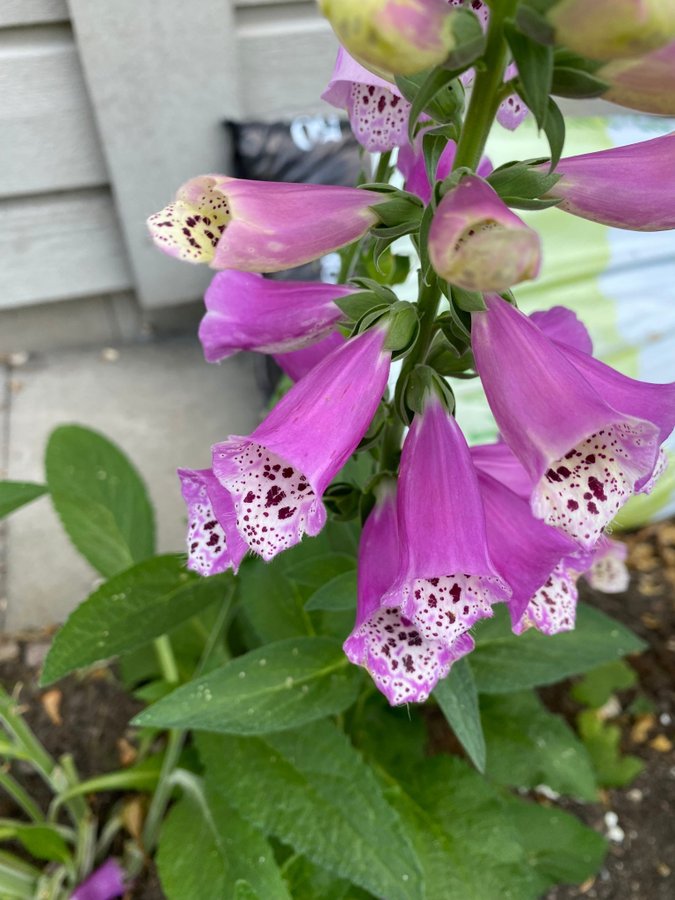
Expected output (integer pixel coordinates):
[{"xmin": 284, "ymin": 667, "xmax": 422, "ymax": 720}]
[
  {"xmin": 319, "ymin": 0, "xmax": 461, "ymax": 78},
  {"xmin": 584, "ymin": 536, "xmax": 630, "ymax": 593},
  {"xmin": 428, "ymin": 176, "xmax": 541, "ymax": 291},
  {"xmin": 471, "ymin": 294, "xmax": 668, "ymax": 548},
  {"xmin": 383, "ymin": 394, "xmax": 509, "ymax": 645},
  {"xmin": 544, "ymin": 0, "xmax": 675, "ymax": 61},
  {"xmin": 599, "ymin": 40, "xmax": 675, "ymax": 115},
  {"xmin": 212, "ymin": 327, "xmax": 391, "ymax": 561},
  {"xmin": 397, "ymin": 138, "xmax": 492, "ymax": 205},
  {"xmin": 512, "ymin": 560, "xmax": 580, "ymax": 636},
  {"xmin": 496, "ymin": 64, "xmax": 530, "ymax": 131},
  {"xmin": 531, "ymin": 306, "xmax": 675, "ymax": 494},
  {"xmin": 273, "ymin": 332, "xmax": 346, "ymax": 382},
  {"xmin": 477, "ymin": 469, "xmax": 579, "ymax": 627},
  {"xmin": 543, "ymin": 133, "xmax": 675, "ymax": 231},
  {"xmin": 321, "ymin": 48, "xmax": 411, "ymax": 152},
  {"xmin": 198, "ymin": 271, "xmax": 351, "ymax": 362},
  {"xmin": 148, "ymin": 175, "xmax": 387, "ymax": 273},
  {"xmin": 178, "ymin": 468, "xmax": 248, "ymax": 576},
  {"xmin": 344, "ymin": 481, "xmax": 468, "ymax": 705}
]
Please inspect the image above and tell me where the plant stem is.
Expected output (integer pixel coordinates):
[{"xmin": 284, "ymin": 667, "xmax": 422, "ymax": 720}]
[
  {"xmin": 153, "ymin": 636, "xmax": 179, "ymax": 685},
  {"xmin": 452, "ymin": 0, "xmax": 518, "ymax": 171},
  {"xmin": 374, "ymin": 149, "xmax": 393, "ymax": 183},
  {"xmin": 0, "ymin": 769, "xmax": 45, "ymax": 823}
]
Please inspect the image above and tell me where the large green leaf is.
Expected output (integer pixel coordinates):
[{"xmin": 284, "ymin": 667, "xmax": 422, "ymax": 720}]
[
  {"xmin": 481, "ymin": 691, "xmax": 598, "ymax": 801},
  {"xmin": 45, "ymin": 425, "xmax": 155, "ymax": 576},
  {"xmin": 42, "ymin": 555, "xmax": 230, "ymax": 684},
  {"xmin": 471, "ymin": 604, "xmax": 645, "ymax": 693},
  {"xmin": 157, "ymin": 786, "xmax": 291, "ymax": 900},
  {"xmin": 134, "ymin": 638, "xmax": 362, "ymax": 734},
  {"xmin": 0, "ymin": 482, "xmax": 48, "ymax": 519},
  {"xmin": 305, "ymin": 571, "xmax": 357, "ymax": 612},
  {"xmin": 505, "ymin": 798, "xmax": 607, "ymax": 889},
  {"xmin": 433, "ymin": 658, "xmax": 486, "ymax": 773},
  {"xmin": 197, "ymin": 721, "xmax": 422, "ymax": 900}
]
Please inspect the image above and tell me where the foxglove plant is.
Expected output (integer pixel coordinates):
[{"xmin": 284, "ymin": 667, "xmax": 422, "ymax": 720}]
[{"xmin": 146, "ymin": 0, "xmax": 675, "ymax": 709}]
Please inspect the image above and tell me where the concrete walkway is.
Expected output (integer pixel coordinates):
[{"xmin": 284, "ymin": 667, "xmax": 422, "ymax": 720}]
[{"xmin": 0, "ymin": 338, "xmax": 262, "ymax": 631}]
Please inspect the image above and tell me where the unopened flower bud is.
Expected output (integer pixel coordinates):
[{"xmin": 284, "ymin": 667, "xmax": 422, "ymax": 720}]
[
  {"xmin": 319, "ymin": 0, "xmax": 460, "ymax": 77},
  {"xmin": 545, "ymin": 0, "xmax": 675, "ymax": 61},
  {"xmin": 428, "ymin": 176, "xmax": 541, "ymax": 292},
  {"xmin": 598, "ymin": 39, "xmax": 675, "ymax": 114}
]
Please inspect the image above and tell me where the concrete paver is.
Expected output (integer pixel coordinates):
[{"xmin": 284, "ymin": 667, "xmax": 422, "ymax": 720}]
[{"xmin": 2, "ymin": 338, "xmax": 261, "ymax": 630}]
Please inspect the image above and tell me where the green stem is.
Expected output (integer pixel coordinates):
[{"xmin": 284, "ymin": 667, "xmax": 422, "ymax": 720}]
[
  {"xmin": 374, "ymin": 149, "xmax": 393, "ymax": 183},
  {"xmin": 0, "ymin": 770, "xmax": 45, "ymax": 823},
  {"xmin": 153, "ymin": 635, "xmax": 179, "ymax": 685},
  {"xmin": 452, "ymin": 0, "xmax": 518, "ymax": 171}
]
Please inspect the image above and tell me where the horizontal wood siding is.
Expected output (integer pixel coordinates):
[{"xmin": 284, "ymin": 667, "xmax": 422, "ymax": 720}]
[
  {"xmin": 0, "ymin": 189, "xmax": 133, "ymax": 307},
  {"xmin": 0, "ymin": 25, "xmax": 108, "ymax": 197},
  {"xmin": 0, "ymin": 1, "xmax": 68, "ymax": 28}
]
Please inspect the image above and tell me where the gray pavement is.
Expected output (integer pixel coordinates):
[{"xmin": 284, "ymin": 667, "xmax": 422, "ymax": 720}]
[{"xmin": 0, "ymin": 338, "xmax": 262, "ymax": 631}]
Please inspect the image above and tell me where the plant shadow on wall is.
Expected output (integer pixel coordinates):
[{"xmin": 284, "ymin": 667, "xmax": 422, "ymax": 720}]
[{"xmin": 4, "ymin": 0, "xmax": 675, "ymax": 896}]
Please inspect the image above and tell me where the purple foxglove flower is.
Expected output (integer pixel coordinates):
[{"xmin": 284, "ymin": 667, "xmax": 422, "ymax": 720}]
[
  {"xmin": 397, "ymin": 138, "xmax": 492, "ymax": 204},
  {"xmin": 71, "ymin": 859, "xmax": 125, "ymax": 900},
  {"xmin": 545, "ymin": 0, "xmax": 675, "ymax": 61},
  {"xmin": 477, "ymin": 470, "xmax": 578, "ymax": 626},
  {"xmin": 273, "ymin": 332, "xmax": 346, "ymax": 382},
  {"xmin": 429, "ymin": 176, "xmax": 541, "ymax": 291},
  {"xmin": 472, "ymin": 294, "xmax": 666, "ymax": 548},
  {"xmin": 599, "ymin": 40, "xmax": 675, "ymax": 114},
  {"xmin": 199, "ymin": 271, "xmax": 351, "ymax": 362},
  {"xmin": 542, "ymin": 133, "xmax": 675, "ymax": 231},
  {"xmin": 383, "ymin": 395, "xmax": 509, "ymax": 644},
  {"xmin": 319, "ymin": 0, "xmax": 461, "ymax": 78},
  {"xmin": 147, "ymin": 176, "xmax": 386, "ymax": 273},
  {"xmin": 584, "ymin": 536, "xmax": 630, "ymax": 593},
  {"xmin": 321, "ymin": 48, "xmax": 411, "ymax": 152},
  {"xmin": 344, "ymin": 481, "xmax": 469, "ymax": 705},
  {"xmin": 529, "ymin": 306, "xmax": 594, "ymax": 355},
  {"xmin": 178, "ymin": 468, "xmax": 248, "ymax": 576},
  {"xmin": 212, "ymin": 328, "xmax": 391, "ymax": 560},
  {"xmin": 512, "ymin": 560, "xmax": 580, "ymax": 636},
  {"xmin": 471, "ymin": 440, "xmax": 534, "ymax": 499}
]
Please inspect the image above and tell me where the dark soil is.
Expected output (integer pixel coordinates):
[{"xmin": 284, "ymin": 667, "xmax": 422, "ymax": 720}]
[{"xmin": 0, "ymin": 521, "xmax": 673, "ymax": 899}]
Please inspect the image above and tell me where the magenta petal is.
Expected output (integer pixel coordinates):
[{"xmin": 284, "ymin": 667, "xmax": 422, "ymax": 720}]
[
  {"xmin": 213, "ymin": 328, "xmax": 391, "ymax": 560},
  {"xmin": 322, "ymin": 48, "xmax": 411, "ymax": 152},
  {"xmin": 178, "ymin": 468, "xmax": 248, "ymax": 576},
  {"xmin": 70, "ymin": 860, "xmax": 125, "ymax": 900},
  {"xmin": 385, "ymin": 397, "xmax": 509, "ymax": 641},
  {"xmin": 274, "ymin": 332, "xmax": 346, "ymax": 382},
  {"xmin": 428, "ymin": 176, "xmax": 540, "ymax": 291},
  {"xmin": 545, "ymin": 133, "xmax": 675, "ymax": 231},
  {"xmin": 478, "ymin": 470, "xmax": 578, "ymax": 626},
  {"xmin": 148, "ymin": 175, "xmax": 386, "ymax": 273},
  {"xmin": 344, "ymin": 484, "xmax": 468, "ymax": 705},
  {"xmin": 471, "ymin": 441, "xmax": 534, "ymax": 499},
  {"xmin": 472, "ymin": 295, "xmax": 661, "ymax": 547},
  {"xmin": 199, "ymin": 272, "xmax": 350, "ymax": 362},
  {"xmin": 513, "ymin": 563, "xmax": 579, "ymax": 636},
  {"xmin": 529, "ymin": 306, "xmax": 594, "ymax": 355},
  {"xmin": 496, "ymin": 66, "xmax": 530, "ymax": 131}
]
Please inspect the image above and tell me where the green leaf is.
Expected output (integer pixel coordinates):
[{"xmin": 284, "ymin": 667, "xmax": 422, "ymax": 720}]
[
  {"xmin": 157, "ymin": 786, "xmax": 291, "ymax": 900},
  {"xmin": 282, "ymin": 856, "xmax": 352, "ymax": 900},
  {"xmin": 551, "ymin": 66, "xmax": 608, "ymax": 99},
  {"xmin": 397, "ymin": 68, "xmax": 461, "ymax": 144},
  {"xmin": 45, "ymin": 425, "xmax": 155, "ymax": 576},
  {"xmin": 481, "ymin": 691, "xmax": 598, "ymax": 801},
  {"xmin": 384, "ymin": 756, "xmax": 534, "ymax": 900},
  {"xmin": 41, "ymin": 555, "xmax": 230, "ymax": 684},
  {"xmin": 0, "ymin": 482, "xmax": 47, "ymax": 519},
  {"xmin": 0, "ymin": 850, "xmax": 40, "ymax": 899},
  {"xmin": 543, "ymin": 96, "xmax": 565, "ymax": 170},
  {"xmin": 197, "ymin": 721, "xmax": 422, "ymax": 900},
  {"xmin": 134, "ymin": 638, "xmax": 362, "ymax": 735},
  {"xmin": 433, "ymin": 658, "xmax": 486, "ymax": 773},
  {"xmin": 305, "ymin": 571, "xmax": 357, "ymax": 612},
  {"xmin": 0, "ymin": 824, "xmax": 70, "ymax": 865},
  {"xmin": 505, "ymin": 798, "xmax": 607, "ymax": 889},
  {"xmin": 571, "ymin": 660, "xmax": 638, "ymax": 709},
  {"xmin": 577, "ymin": 710, "xmax": 644, "ymax": 788},
  {"xmin": 286, "ymin": 554, "xmax": 356, "ymax": 593},
  {"xmin": 471, "ymin": 604, "xmax": 645, "ymax": 693},
  {"xmin": 504, "ymin": 22, "xmax": 553, "ymax": 129}
]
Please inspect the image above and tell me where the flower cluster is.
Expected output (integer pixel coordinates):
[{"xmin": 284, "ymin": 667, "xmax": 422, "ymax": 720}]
[{"xmin": 147, "ymin": 0, "xmax": 675, "ymax": 705}]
